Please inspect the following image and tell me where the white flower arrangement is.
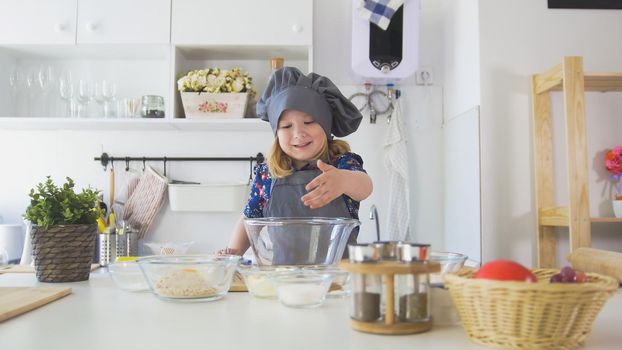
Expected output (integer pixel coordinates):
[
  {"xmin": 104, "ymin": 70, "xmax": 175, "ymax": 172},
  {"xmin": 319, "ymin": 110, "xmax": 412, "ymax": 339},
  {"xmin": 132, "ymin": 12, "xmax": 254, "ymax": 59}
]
[{"xmin": 177, "ymin": 68, "xmax": 256, "ymax": 96}]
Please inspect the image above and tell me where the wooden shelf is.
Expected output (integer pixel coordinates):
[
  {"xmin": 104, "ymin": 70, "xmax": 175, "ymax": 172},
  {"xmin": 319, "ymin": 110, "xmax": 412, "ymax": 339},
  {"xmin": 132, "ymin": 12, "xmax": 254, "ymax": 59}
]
[
  {"xmin": 590, "ymin": 217, "xmax": 622, "ymax": 223},
  {"xmin": 534, "ymin": 63, "xmax": 622, "ymax": 93},
  {"xmin": 0, "ymin": 117, "xmax": 271, "ymax": 132},
  {"xmin": 531, "ymin": 56, "xmax": 622, "ymax": 268}
]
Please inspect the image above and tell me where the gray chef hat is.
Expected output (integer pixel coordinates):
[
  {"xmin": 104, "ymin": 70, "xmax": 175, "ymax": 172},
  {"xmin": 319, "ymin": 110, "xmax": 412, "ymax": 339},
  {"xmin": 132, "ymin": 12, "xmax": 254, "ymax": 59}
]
[{"xmin": 257, "ymin": 67, "xmax": 363, "ymax": 138}]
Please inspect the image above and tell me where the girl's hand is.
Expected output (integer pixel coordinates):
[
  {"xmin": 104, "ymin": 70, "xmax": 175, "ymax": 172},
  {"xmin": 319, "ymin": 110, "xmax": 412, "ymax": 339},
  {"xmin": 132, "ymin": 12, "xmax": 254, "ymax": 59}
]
[{"xmin": 302, "ymin": 159, "xmax": 346, "ymax": 209}]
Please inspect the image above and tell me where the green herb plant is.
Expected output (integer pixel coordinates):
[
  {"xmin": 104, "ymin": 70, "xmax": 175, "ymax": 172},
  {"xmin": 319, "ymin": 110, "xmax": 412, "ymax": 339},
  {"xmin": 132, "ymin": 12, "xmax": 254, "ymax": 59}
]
[{"xmin": 23, "ymin": 176, "xmax": 103, "ymax": 230}]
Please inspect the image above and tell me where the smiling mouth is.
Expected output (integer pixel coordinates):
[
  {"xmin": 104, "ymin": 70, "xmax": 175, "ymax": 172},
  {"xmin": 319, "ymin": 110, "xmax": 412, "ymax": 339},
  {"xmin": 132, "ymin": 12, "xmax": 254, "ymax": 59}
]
[{"xmin": 293, "ymin": 141, "xmax": 312, "ymax": 149}]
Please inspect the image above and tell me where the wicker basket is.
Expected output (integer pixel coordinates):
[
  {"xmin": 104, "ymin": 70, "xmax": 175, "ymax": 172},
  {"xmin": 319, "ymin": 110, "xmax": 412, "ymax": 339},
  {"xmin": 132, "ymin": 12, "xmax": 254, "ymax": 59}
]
[
  {"xmin": 445, "ymin": 268, "xmax": 618, "ymax": 350},
  {"xmin": 31, "ymin": 224, "xmax": 98, "ymax": 282}
]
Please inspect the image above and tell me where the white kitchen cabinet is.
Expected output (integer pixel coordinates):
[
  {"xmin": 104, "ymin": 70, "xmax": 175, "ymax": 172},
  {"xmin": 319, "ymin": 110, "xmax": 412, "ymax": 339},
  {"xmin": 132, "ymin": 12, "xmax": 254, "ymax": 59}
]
[
  {"xmin": 171, "ymin": 0, "xmax": 312, "ymax": 46},
  {"xmin": 0, "ymin": 0, "xmax": 77, "ymax": 45},
  {"xmin": 0, "ymin": 0, "xmax": 313, "ymax": 127},
  {"xmin": 77, "ymin": 0, "xmax": 171, "ymax": 44}
]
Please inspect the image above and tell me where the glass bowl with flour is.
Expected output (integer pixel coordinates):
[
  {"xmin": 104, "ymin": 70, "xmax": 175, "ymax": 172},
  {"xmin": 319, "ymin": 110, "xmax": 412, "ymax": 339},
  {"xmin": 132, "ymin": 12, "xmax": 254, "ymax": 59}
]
[{"xmin": 137, "ymin": 255, "xmax": 240, "ymax": 302}]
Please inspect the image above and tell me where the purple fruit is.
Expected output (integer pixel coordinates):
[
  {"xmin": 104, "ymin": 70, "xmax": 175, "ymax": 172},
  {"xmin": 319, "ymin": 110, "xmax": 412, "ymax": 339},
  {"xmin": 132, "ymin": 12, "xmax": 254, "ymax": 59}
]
[
  {"xmin": 549, "ymin": 273, "xmax": 563, "ymax": 283},
  {"xmin": 560, "ymin": 266, "xmax": 576, "ymax": 282}
]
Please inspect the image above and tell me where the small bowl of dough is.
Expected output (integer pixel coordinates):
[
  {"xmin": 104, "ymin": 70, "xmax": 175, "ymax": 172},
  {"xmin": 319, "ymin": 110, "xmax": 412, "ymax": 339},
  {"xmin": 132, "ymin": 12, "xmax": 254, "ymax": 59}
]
[
  {"xmin": 137, "ymin": 255, "xmax": 240, "ymax": 302},
  {"xmin": 237, "ymin": 265, "xmax": 295, "ymax": 299},
  {"xmin": 269, "ymin": 270, "xmax": 334, "ymax": 308}
]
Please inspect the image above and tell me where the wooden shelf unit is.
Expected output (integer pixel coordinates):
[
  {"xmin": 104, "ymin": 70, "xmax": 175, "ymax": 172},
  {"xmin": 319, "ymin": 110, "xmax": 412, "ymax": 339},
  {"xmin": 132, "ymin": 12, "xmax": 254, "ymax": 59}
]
[{"xmin": 531, "ymin": 56, "xmax": 622, "ymax": 268}]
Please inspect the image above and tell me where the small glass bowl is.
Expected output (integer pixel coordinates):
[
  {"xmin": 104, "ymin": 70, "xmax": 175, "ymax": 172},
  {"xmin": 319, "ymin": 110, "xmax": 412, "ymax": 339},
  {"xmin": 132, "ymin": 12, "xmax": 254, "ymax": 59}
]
[
  {"xmin": 238, "ymin": 265, "xmax": 295, "ymax": 299},
  {"xmin": 270, "ymin": 270, "xmax": 334, "ymax": 308},
  {"xmin": 302, "ymin": 266, "xmax": 350, "ymax": 298},
  {"xmin": 108, "ymin": 261, "xmax": 149, "ymax": 292},
  {"xmin": 429, "ymin": 251, "xmax": 468, "ymax": 285},
  {"xmin": 137, "ymin": 254, "xmax": 240, "ymax": 302}
]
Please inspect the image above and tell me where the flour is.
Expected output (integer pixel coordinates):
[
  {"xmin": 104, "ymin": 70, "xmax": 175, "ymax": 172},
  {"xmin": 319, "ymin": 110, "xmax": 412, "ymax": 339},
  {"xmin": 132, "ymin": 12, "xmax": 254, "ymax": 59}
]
[{"xmin": 154, "ymin": 268, "xmax": 218, "ymax": 298}]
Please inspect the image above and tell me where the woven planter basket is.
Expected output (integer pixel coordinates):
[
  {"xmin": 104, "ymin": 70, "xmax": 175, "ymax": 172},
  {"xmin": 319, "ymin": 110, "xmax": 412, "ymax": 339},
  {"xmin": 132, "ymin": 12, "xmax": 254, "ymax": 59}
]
[
  {"xmin": 445, "ymin": 268, "xmax": 618, "ymax": 350},
  {"xmin": 31, "ymin": 224, "xmax": 97, "ymax": 282}
]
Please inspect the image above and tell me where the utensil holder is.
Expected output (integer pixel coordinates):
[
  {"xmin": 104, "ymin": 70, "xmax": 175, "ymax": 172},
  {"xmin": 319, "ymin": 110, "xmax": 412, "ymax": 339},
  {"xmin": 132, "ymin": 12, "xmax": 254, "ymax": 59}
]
[{"xmin": 99, "ymin": 231, "xmax": 116, "ymax": 266}]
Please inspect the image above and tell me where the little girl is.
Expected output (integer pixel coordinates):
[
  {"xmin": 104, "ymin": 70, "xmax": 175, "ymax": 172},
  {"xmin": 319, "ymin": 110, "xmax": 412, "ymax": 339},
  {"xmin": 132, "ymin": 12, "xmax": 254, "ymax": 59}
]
[{"xmin": 222, "ymin": 67, "xmax": 373, "ymax": 258}]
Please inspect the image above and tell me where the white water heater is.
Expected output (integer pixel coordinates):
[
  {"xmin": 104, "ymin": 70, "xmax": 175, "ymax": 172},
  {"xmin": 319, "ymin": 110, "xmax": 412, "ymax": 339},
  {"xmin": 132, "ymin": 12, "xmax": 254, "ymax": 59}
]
[{"xmin": 351, "ymin": 0, "xmax": 420, "ymax": 84}]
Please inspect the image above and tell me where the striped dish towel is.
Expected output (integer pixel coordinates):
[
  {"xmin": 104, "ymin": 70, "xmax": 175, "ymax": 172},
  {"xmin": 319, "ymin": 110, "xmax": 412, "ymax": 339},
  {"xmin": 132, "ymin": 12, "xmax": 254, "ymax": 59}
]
[
  {"xmin": 358, "ymin": 0, "xmax": 405, "ymax": 30},
  {"xmin": 123, "ymin": 166, "xmax": 168, "ymax": 239}
]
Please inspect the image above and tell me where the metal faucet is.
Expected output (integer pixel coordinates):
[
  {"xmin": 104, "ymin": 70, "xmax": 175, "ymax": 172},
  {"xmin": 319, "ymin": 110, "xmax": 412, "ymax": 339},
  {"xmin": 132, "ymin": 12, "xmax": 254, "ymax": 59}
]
[{"xmin": 369, "ymin": 205, "xmax": 380, "ymax": 241}]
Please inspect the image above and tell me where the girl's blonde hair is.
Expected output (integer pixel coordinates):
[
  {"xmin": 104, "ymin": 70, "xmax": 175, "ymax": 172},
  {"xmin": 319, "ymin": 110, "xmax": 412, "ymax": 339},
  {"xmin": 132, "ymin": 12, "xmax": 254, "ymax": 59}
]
[{"xmin": 267, "ymin": 137, "xmax": 351, "ymax": 178}]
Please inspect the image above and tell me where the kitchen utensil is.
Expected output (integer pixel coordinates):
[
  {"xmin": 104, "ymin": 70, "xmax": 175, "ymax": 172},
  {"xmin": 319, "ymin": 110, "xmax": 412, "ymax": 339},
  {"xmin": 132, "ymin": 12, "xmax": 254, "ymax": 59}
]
[
  {"xmin": 243, "ymin": 217, "xmax": 360, "ymax": 266},
  {"xmin": 98, "ymin": 230, "xmax": 116, "ymax": 266},
  {"xmin": 0, "ymin": 287, "xmax": 71, "ymax": 322},
  {"xmin": 137, "ymin": 254, "xmax": 240, "ymax": 302},
  {"xmin": 429, "ymin": 251, "xmax": 468, "ymax": 285}
]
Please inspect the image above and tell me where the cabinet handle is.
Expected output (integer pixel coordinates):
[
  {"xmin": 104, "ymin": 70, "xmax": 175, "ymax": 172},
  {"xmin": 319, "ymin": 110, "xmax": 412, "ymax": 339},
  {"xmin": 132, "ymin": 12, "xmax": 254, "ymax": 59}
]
[
  {"xmin": 54, "ymin": 23, "xmax": 66, "ymax": 32},
  {"xmin": 291, "ymin": 24, "xmax": 303, "ymax": 33},
  {"xmin": 85, "ymin": 22, "xmax": 97, "ymax": 32}
]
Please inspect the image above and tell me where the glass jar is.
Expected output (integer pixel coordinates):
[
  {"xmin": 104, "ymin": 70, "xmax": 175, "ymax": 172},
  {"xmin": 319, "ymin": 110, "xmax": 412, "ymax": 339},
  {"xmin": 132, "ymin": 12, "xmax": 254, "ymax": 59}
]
[
  {"xmin": 348, "ymin": 244, "xmax": 383, "ymax": 322},
  {"xmin": 396, "ymin": 243, "xmax": 431, "ymax": 323},
  {"xmin": 140, "ymin": 95, "xmax": 165, "ymax": 118}
]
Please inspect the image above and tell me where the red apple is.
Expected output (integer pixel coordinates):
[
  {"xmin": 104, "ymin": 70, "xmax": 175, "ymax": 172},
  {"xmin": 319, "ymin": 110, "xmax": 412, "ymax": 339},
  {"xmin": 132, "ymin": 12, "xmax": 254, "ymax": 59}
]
[{"xmin": 474, "ymin": 259, "xmax": 537, "ymax": 282}]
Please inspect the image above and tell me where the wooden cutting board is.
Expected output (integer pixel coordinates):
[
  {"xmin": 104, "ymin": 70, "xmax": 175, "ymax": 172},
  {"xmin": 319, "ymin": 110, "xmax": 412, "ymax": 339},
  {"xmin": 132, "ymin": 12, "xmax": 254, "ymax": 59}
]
[
  {"xmin": 0, "ymin": 287, "xmax": 72, "ymax": 322},
  {"xmin": 228, "ymin": 271, "xmax": 248, "ymax": 292},
  {"xmin": 0, "ymin": 264, "xmax": 100, "ymax": 274}
]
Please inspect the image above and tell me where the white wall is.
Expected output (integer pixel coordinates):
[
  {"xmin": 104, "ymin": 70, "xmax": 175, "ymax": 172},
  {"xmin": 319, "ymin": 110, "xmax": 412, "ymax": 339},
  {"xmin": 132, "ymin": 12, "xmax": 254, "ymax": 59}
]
[
  {"xmin": 440, "ymin": 0, "xmax": 480, "ymax": 119},
  {"xmin": 0, "ymin": 0, "xmax": 446, "ymax": 254},
  {"xmin": 478, "ymin": 0, "xmax": 622, "ymax": 266}
]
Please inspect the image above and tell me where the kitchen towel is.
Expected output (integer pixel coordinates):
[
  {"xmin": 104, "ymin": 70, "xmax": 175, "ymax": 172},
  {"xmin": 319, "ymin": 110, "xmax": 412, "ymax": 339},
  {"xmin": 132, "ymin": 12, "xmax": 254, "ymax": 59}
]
[
  {"xmin": 123, "ymin": 166, "xmax": 168, "ymax": 239},
  {"xmin": 384, "ymin": 97, "xmax": 410, "ymax": 241},
  {"xmin": 357, "ymin": 0, "xmax": 405, "ymax": 30}
]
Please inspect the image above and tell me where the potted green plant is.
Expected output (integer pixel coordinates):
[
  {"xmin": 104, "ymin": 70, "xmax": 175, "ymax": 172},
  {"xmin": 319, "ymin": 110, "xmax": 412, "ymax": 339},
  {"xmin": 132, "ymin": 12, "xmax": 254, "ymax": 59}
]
[
  {"xmin": 177, "ymin": 67, "xmax": 256, "ymax": 119},
  {"xmin": 23, "ymin": 176, "xmax": 103, "ymax": 282}
]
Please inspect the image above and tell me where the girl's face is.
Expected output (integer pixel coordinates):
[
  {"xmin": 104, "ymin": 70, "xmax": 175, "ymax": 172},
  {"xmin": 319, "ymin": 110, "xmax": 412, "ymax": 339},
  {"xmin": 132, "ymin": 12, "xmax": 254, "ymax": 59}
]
[{"xmin": 277, "ymin": 109, "xmax": 326, "ymax": 168}]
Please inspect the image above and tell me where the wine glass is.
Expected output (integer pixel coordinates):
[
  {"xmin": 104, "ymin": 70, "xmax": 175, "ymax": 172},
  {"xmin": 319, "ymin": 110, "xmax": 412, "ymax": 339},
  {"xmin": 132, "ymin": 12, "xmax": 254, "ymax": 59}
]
[
  {"xmin": 59, "ymin": 70, "xmax": 75, "ymax": 118},
  {"xmin": 38, "ymin": 65, "xmax": 54, "ymax": 117},
  {"xmin": 25, "ymin": 69, "xmax": 36, "ymax": 117},
  {"xmin": 102, "ymin": 80, "xmax": 117, "ymax": 118},
  {"xmin": 77, "ymin": 79, "xmax": 93, "ymax": 118},
  {"xmin": 8, "ymin": 68, "xmax": 20, "ymax": 116},
  {"xmin": 94, "ymin": 81, "xmax": 106, "ymax": 116}
]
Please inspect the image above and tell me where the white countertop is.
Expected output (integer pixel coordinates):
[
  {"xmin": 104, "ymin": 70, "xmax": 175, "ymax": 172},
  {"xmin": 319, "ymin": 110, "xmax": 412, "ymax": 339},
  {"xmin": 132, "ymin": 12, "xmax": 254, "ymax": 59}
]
[{"xmin": 0, "ymin": 270, "xmax": 621, "ymax": 350}]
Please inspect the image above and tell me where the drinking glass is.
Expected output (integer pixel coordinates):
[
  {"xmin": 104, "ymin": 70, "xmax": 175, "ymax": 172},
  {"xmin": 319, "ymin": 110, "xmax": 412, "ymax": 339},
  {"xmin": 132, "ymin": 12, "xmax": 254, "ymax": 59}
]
[
  {"xmin": 77, "ymin": 79, "xmax": 93, "ymax": 118},
  {"xmin": 38, "ymin": 65, "xmax": 54, "ymax": 117},
  {"xmin": 59, "ymin": 70, "xmax": 75, "ymax": 118}
]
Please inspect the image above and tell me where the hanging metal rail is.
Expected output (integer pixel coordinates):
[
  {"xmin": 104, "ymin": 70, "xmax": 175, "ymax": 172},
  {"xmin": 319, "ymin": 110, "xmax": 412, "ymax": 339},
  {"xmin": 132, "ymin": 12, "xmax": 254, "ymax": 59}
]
[{"xmin": 94, "ymin": 152, "xmax": 264, "ymax": 177}]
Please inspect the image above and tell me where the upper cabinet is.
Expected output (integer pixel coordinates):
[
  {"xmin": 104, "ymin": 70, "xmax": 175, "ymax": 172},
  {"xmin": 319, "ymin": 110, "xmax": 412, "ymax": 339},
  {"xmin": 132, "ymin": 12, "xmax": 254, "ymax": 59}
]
[
  {"xmin": 171, "ymin": 0, "xmax": 312, "ymax": 46},
  {"xmin": 77, "ymin": 0, "xmax": 171, "ymax": 44},
  {"xmin": 0, "ymin": 0, "xmax": 77, "ymax": 44}
]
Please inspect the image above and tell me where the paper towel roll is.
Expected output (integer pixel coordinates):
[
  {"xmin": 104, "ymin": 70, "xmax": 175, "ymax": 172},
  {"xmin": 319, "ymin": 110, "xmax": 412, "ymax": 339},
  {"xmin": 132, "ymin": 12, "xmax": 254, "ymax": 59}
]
[{"xmin": 0, "ymin": 224, "xmax": 24, "ymax": 263}]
